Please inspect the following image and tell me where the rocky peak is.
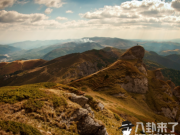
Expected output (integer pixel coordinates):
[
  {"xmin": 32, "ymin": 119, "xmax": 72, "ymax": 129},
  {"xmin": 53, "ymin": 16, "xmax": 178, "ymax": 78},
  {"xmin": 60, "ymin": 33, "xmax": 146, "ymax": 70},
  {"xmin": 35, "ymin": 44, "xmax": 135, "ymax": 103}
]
[{"xmin": 120, "ymin": 45, "xmax": 145, "ymax": 60}]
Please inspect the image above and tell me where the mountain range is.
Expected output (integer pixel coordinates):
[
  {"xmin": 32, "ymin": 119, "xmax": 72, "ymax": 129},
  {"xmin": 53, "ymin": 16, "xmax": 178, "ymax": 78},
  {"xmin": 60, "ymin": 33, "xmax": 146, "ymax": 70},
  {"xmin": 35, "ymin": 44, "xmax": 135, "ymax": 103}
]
[{"xmin": 1, "ymin": 45, "xmax": 180, "ymax": 135}]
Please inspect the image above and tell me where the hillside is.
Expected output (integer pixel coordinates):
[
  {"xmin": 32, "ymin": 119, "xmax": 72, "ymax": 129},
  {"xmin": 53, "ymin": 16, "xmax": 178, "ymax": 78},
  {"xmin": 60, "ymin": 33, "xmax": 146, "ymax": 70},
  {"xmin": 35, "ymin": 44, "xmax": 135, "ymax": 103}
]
[
  {"xmin": 0, "ymin": 48, "xmax": 122, "ymax": 87},
  {"xmin": 1, "ymin": 46, "xmax": 180, "ymax": 135},
  {"xmin": 165, "ymin": 54, "xmax": 180, "ymax": 63},
  {"xmin": 0, "ymin": 45, "xmax": 21, "ymax": 55},
  {"xmin": 144, "ymin": 51, "xmax": 180, "ymax": 70},
  {"xmin": 160, "ymin": 49, "xmax": 180, "ymax": 56},
  {"xmin": 43, "ymin": 42, "xmax": 103, "ymax": 60},
  {"xmin": 0, "ymin": 59, "xmax": 47, "ymax": 76},
  {"xmin": 70, "ymin": 46, "xmax": 180, "ymax": 134}
]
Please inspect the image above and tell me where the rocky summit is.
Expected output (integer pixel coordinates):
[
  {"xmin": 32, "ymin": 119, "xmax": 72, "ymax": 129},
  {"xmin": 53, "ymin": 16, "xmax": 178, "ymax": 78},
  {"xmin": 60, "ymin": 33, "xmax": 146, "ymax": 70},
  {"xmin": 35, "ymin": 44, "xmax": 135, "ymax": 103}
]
[{"xmin": 120, "ymin": 45, "xmax": 145, "ymax": 60}]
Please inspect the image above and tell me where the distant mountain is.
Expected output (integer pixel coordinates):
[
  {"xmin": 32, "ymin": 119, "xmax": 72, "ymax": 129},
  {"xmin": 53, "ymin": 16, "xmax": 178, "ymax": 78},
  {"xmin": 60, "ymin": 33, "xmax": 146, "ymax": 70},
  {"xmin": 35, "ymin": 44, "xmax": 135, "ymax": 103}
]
[
  {"xmin": 43, "ymin": 42, "xmax": 104, "ymax": 60},
  {"xmin": 0, "ymin": 45, "xmax": 21, "ymax": 54},
  {"xmin": 161, "ymin": 68, "xmax": 180, "ymax": 86},
  {"xmin": 7, "ymin": 42, "xmax": 79, "ymax": 61},
  {"xmin": 88, "ymin": 37, "xmax": 180, "ymax": 53},
  {"xmin": 0, "ymin": 59, "xmax": 47, "ymax": 76},
  {"xmin": 0, "ymin": 48, "xmax": 122, "ymax": 86},
  {"xmin": 88, "ymin": 37, "xmax": 137, "ymax": 49},
  {"xmin": 144, "ymin": 51, "xmax": 180, "ymax": 70},
  {"xmin": 138, "ymin": 41, "xmax": 180, "ymax": 53},
  {"xmin": 159, "ymin": 49, "xmax": 180, "ymax": 56},
  {"xmin": 165, "ymin": 54, "xmax": 180, "ymax": 63},
  {"xmin": 8, "ymin": 40, "xmax": 70, "ymax": 50}
]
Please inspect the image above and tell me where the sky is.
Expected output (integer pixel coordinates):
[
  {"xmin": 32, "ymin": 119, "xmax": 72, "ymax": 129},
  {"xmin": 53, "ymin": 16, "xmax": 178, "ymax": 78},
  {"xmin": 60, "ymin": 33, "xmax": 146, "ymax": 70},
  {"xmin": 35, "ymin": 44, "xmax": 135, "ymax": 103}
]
[{"xmin": 0, "ymin": 0, "xmax": 180, "ymax": 43}]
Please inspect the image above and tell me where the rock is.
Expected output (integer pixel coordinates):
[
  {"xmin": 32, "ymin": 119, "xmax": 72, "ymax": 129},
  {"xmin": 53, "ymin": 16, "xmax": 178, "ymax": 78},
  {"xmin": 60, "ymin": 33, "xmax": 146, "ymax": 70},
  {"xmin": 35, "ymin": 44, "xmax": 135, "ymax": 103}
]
[
  {"xmin": 119, "ymin": 76, "xmax": 148, "ymax": 93},
  {"xmin": 120, "ymin": 46, "xmax": 145, "ymax": 60},
  {"xmin": 97, "ymin": 102, "xmax": 104, "ymax": 111},
  {"xmin": 84, "ymin": 104, "xmax": 94, "ymax": 118},
  {"xmin": 167, "ymin": 80, "xmax": 176, "ymax": 94},
  {"xmin": 161, "ymin": 107, "xmax": 178, "ymax": 120},
  {"xmin": 77, "ymin": 114, "xmax": 108, "ymax": 135},
  {"xmin": 135, "ymin": 61, "xmax": 147, "ymax": 76},
  {"xmin": 154, "ymin": 69, "xmax": 164, "ymax": 80},
  {"xmin": 68, "ymin": 93, "xmax": 89, "ymax": 107},
  {"xmin": 72, "ymin": 108, "xmax": 108, "ymax": 135}
]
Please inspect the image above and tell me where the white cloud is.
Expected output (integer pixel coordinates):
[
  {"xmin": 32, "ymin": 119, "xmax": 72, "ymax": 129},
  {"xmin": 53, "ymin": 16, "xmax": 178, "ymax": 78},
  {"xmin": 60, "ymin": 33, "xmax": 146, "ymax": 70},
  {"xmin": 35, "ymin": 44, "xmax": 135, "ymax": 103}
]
[
  {"xmin": 0, "ymin": 10, "xmax": 48, "ymax": 23},
  {"xmin": 45, "ymin": 8, "xmax": 53, "ymax": 14},
  {"xmin": 17, "ymin": 0, "xmax": 29, "ymax": 5},
  {"xmin": 0, "ymin": 0, "xmax": 16, "ymax": 9},
  {"xmin": 171, "ymin": 0, "xmax": 180, "ymax": 11},
  {"xmin": 56, "ymin": 16, "xmax": 68, "ymax": 21},
  {"xmin": 79, "ymin": 0, "xmax": 180, "ymax": 29},
  {"xmin": 66, "ymin": 10, "xmax": 73, "ymax": 13},
  {"xmin": 34, "ymin": 0, "xmax": 65, "ymax": 8}
]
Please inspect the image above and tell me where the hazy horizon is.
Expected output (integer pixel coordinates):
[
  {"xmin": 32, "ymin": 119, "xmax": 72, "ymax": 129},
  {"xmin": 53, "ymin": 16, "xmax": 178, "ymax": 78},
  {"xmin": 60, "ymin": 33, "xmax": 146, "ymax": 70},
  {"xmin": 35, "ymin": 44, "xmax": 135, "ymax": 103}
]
[{"xmin": 0, "ymin": 0, "xmax": 180, "ymax": 44}]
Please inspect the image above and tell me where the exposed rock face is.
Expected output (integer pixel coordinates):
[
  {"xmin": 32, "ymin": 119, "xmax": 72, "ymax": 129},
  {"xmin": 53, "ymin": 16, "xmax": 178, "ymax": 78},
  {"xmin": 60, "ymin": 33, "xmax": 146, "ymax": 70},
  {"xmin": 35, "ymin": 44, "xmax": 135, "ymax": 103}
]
[
  {"xmin": 154, "ymin": 69, "xmax": 164, "ymax": 80},
  {"xmin": 120, "ymin": 46, "xmax": 145, "ymax": 60},
  {"xmin": 135, "ymin": 61, "xmax": 147, "ymax": 76},
  {"xmin": 74, "ymin": 108, "xmax": 108, "ymax": 135},
  {"xmin": 119, "ymin": 76, "xmax": 148, "ymax": 93},
  {"xmin": 161, "ymin": 107, "xmax": 178, "ymax": 120},
  {"xmin": 167, "ymin": 80, "xmax": 176, "ymax": 94},
  {"xmin": 68, "ymin": 93, "xmax": 89, "ymax": 107}
]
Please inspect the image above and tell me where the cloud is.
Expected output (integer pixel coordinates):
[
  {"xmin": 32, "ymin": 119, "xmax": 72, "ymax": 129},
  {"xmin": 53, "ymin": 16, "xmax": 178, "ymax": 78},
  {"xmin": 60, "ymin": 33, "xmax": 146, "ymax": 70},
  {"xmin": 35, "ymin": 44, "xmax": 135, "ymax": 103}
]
[
  {"xmin": 79, "ymin": 0, "xmax": 180, "ymax": 29},
  {"xmin": 17, "ymin": 0, "xmax": 29, "ymax": 5},
  {"xmin": 45, "ymin": 8, "xmax": 53, "ymax": 14},
  {"xmin": 66, "ymin": 10, "xmax": 73, "ymax": 13},
  {"xmin": 0, "ymin": 0, "xmax": 16, "ymax": 9},
  {"xmin": 0, "ymin": 10, "xmax": 48, "ymax": 23},
  {"xmin": 172, "ymin": 0, "xmax": 180, "ymax": 11},
  {"xmin": 34, "ymin": 0, "xmax": 65, "ymax": 8},
  {"xmin": 56, "ymin": 16, "xmax": 68, "ymax": 20}
]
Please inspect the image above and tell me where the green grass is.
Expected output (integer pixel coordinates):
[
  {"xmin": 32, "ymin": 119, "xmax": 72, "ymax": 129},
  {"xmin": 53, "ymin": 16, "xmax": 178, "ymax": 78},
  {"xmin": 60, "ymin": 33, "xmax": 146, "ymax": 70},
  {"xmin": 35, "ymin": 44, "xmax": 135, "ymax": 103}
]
[
  {"xmin": 0, "ymin": 120, "xmax": 42, "ymax": 135},
  {"xmin": 0, "ymin": 87, "xmax": 45, "ymax": 104},
  {"xmin": 114, "ymin": 113, "xmax": 120, "ymax": 121}
]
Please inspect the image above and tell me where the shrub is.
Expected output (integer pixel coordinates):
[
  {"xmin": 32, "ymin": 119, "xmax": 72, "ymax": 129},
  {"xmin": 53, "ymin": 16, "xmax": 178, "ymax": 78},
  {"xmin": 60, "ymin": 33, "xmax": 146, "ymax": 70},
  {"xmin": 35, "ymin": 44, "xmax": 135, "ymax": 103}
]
[
  {"xmin": 43, "ymin": 82, "xmax": 56, "ymax": 88},
  {"xmin": 114, "ymin": 113, "xmax": 120, "ymax": 121},
  {"xmin": 0, "ymin": 120, "xmax": 42, "ymax": 135},
  {"xmin": 81, "ymin": 86, "xmax": 87, "ymax": 91},
  {"xmin": 51, "ymin": 96, "xmax": 67, "ymax": 108},
  {"xmin": 85, "ymin": 95, "xmax": 93, "ymax": 101},
  {"xmin": 0, "ymin": 87, "xmax": 45, "ymax": 104},
  {"xmin": 24, "ymin": 99, "xmax": 44, "ymax": 112}
]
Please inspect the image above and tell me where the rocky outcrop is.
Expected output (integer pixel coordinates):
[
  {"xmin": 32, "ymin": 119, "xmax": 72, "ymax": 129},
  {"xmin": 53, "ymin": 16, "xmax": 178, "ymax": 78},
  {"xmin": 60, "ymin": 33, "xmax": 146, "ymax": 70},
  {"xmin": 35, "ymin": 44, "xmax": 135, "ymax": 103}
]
[
  {"xmin": 119, "ymin": 76, "xmax": 148, "ymax": 93},
  {"xmin": 66, "ymin": 93, "xmax": 108, "ymax": 135},
  {"xmin": 120, "ymin": 46, "xmax": 145, "ymax": 60},
  {"xmin": 67, "ymin": 93, "xmax": 89, "ymax": 107},
  {"xmin": 73, "ymin": 108, "xmax": 108, "ymax": 135},
  {"xmin": 154, "ymin": 69, "xmax": 164, "ymax": 80},
  {"xmin": 167, "ymin": 80, "xmax": 176, "ymax": 94},
  {"xmin": 161, "ymin": 107, "xmax": 178, "ymax": 120}
]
